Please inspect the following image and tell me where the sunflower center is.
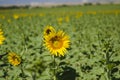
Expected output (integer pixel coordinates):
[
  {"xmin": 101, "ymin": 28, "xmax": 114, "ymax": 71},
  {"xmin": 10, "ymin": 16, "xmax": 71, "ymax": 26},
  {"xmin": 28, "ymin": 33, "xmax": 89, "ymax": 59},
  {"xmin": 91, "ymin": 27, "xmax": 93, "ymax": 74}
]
[
  {"xmin": 50, "ymin": 36, "xmax": 63, "ymax": 49},
  {"xmin": 53, "ymin": 41, "xmax": 62, "ymax": 48},
  {"xmin": 46, "ymin": 29, "xmax": 51, "ymax": 35},
  {"xmin": 12, "ymin": 56, "xmax": 19, "ymax": 61}
]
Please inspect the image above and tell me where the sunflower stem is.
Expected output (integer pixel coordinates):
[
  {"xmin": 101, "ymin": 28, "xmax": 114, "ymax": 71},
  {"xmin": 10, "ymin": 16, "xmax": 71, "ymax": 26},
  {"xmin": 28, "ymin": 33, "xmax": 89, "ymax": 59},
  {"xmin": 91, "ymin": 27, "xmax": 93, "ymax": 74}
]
[
  {"xmin": 20, "ymin": 64, "xmax": 26, "ymax": 80},
  {"xmin": 53, "ymin": 55, "xmax": 56, "ymax": 80}
]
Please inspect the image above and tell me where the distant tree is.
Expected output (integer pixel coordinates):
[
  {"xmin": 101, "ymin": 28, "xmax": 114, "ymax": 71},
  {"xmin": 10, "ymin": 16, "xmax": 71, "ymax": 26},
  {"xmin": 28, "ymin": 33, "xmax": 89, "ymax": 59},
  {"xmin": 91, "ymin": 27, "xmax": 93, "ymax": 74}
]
[
  {"xmin": 96, "ymin": 2, "xmax": 101, "ymax": 5},
  {"xmin": 84, "ymin": 3, "xmax": 92, "ymax": 6}
]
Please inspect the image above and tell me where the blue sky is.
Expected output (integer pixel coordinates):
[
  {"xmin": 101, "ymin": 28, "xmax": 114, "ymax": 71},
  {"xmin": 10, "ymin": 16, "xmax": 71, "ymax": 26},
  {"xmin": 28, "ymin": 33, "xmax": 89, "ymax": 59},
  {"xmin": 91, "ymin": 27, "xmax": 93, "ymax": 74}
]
[{"xmin": 0, "ymin": 0, "xmax": 119, "ymax": 6}]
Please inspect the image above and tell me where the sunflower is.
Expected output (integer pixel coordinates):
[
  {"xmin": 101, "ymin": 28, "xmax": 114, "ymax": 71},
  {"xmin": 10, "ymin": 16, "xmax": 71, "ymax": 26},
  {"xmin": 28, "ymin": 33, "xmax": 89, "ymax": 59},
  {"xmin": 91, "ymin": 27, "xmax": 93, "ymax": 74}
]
[
  {"xmin": 13, "ymin": 14, "xmax": 19, "ymax": 19},
  {"xmin": 44, "ymin": 25, "xmax": 56, "ymax": 37},
  {"xmin": 44, "ymin": 30, "xmax": 70, "ymax": 56},
  {"xmin": 0, "ymin": 29, "xmax": 5, "ymax": 45},
  {"xmin": 8, "ymin": 52, "xmax": 21, "ymax": 66}
]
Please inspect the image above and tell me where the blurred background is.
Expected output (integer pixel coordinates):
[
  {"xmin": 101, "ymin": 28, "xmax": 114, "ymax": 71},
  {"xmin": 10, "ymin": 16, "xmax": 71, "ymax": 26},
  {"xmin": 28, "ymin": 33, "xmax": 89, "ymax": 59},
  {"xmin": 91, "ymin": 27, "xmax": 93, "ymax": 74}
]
[{"xmin": 0, "ymin": 0, "xmax": 120, "ymax": 8}]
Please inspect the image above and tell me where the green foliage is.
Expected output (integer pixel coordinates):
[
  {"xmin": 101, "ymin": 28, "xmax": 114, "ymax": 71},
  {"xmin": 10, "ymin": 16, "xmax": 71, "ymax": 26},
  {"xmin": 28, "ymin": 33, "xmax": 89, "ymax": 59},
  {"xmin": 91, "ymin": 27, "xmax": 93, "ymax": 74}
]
[{"xmin": 0, "ymin": 4, "xmax": 120, "ymax": 80}]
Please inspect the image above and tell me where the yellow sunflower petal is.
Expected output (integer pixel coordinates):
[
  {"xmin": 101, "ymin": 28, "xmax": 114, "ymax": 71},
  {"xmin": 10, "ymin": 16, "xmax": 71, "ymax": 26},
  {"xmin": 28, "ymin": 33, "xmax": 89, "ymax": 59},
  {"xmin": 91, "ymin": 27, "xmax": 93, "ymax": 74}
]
[{"xmin": 0, "ymin": 29, "xmax": 5, "ymax": 45}]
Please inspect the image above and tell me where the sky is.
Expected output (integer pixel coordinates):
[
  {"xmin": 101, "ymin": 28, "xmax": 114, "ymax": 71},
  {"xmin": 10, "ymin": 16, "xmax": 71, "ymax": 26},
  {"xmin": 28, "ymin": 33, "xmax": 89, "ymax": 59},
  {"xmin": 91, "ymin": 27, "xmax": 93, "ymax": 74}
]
[{"xmin": 0, "ymin": 0, "xmax": 119, "ymax": 6}]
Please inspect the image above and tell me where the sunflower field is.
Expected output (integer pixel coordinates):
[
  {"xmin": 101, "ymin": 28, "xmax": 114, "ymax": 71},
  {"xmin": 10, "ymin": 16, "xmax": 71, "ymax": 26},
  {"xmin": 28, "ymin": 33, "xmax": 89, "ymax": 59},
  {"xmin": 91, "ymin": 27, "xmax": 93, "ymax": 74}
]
[{"xmin": 0, "ymin": 4, "xmax": 120, "ymax": 80}]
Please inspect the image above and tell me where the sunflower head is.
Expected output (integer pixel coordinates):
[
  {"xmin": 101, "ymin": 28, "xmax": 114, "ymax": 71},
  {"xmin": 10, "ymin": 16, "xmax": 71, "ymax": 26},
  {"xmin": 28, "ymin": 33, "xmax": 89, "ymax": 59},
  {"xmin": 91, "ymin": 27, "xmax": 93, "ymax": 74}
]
[
  {"xmin": 13, "ymin": 14, "xmax": 19, "ymax": 19},
  {"xmin": 0, "ymin": 29, "xmax": 5, "ymax": 45},
  {"xmin": 44, "ymin": 25, "xmax": 56, "ymax": 37},
  {"xmin": 44, "ymin": 30, "xmax": 70, "ymax": 56},
  {"xmin": 8, "ymin": 52, "xmax": 21, "ymax": 66}
]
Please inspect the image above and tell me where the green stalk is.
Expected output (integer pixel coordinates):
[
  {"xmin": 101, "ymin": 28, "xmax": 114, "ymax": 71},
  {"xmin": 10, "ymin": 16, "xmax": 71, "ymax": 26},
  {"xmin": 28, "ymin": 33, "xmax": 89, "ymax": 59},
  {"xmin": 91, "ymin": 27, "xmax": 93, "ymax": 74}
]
[
  {"xmin": 106, "ymin": 51, "xmax": 111, "ymax": 80},
  {"xmin": 53, "ymin": 55, "xmax": 56, "ymax": 80},
  {"xmin": 20, "ymin": 64, "xmax": 26, "ymax": 80}
]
